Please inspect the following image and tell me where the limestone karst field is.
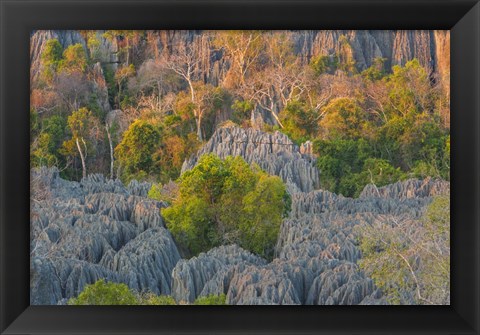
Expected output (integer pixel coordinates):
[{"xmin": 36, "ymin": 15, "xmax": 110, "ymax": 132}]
[{"xmin": 30, "ymin": 30, "xmax": 450, "ymax": 305}]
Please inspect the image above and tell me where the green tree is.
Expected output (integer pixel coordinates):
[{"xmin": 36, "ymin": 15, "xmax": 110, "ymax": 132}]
[
  {"xmin": 115, "ymin": 120, "xmax": 161, "ymax": 183},
  {"xmin": 40, "ymin": 39, "xmax": 63, "ymax": 83},
  {"xmin": 31, "ymin": 114, "xmax": 67, "ymax": 169},
  {"xmin": 310, "ymin": 54, "xmax": 338, "ymax": 75},
  {"xmin": 280, "ymin": 101, "xmax": 318, "ymax": 144},
  {"xmin": 68, "ymin": 280, "xmax": 138, "ymax": 305},
  {"xmin": 337, "ymin": 35, "xmax": 357, "ymax": 74},
  {"xmin": 319, "ymin": 98, "xmax": 366, "ymax": 140},
  {"xmin": 356, "ymin": 195, "xmax": 450, "ymax": 304},
  {"xmin": 61, "ymin": 108, "xmax": 98, "ymax": 179},
  {"xmin": 31, "ymin": 133, "xmax": 58, "ymax": 167},
  {"xmin": 314, "ymin": 138, "xmax": 373, "ymax": 196},
  {"xmin": 340, "ymin": 158, "xmax": 406, "ymax": 197},
  {"xmin": 58, "ymin": 44, "xmax": 88, "ymax": 74},
  {"xmin": 361, "ymin": 57, "xmax": 387, "ymax": 81},
  {"xmin": 386, "ymin": 59, "xmax": 433, "ymax": 117},
  {"xmin": 162, "ymin": 154, "xmax": 290, "ymax": 259},
  {"xmin": 139, "ymin": 293, "xmax": 177, "ymax": 305},
  {"xmin": 114, "ymin": 64, "xmax": 136, "ymax": 108},
  {"xmin": 241, "ymin": 174, "xmax": 292, "ymax": 257},
  {"xmin": 193, "ymin": 294, "xmax": 227, "ymax": 305}
]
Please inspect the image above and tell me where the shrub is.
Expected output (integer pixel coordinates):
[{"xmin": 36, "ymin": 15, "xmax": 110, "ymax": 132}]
[
  {"xmin": 193, "ymin": 294, "xmax": 227, "ymax": 305},
  {"xmin": 139, "ymin": 293, "xmax": 177, "ymax": 305},
  {"xmin": 356, "ymin": 195, "xmax": 450, "ymax": 304},
  {"xmin": 162, "ymin": 154, "xmax": 290, "ymax": 259},
  {"xmin": 115, "ymin": 120, "xmax": 161, "ymax": 183},
  {"xmin": 68, "ymin": 280, "xmax": 138, "ymax": 305}
]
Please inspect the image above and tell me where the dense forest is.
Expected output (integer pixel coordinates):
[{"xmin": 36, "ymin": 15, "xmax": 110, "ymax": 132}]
[
  {"xmin": 30, "ymin": 30, "xmax": 450, "ymax": 195},
  {"xmin": 30, "ymin": 30, "xmax": 450, "ymax": 305}
]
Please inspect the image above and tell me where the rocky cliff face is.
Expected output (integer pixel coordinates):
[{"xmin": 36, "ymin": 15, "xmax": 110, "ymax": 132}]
[
  {"xmin": 30, "ymin": 30, "xmax": 449, "ymax": 92},
  {"xmin": 31, "ymin": 126, "xmax": 450, "ymax": 305},
  {"xmin": 182, "ymin": 126, "xmax": 320, "ymax": 193},
  {"xmin": 165, "ymin": 127, "xmax": 449, "ymax": 305},
  {"xmin": 30, "ymin": 30, "xmax": 118, "ymax": 83},
  {"xmin": 30, "ymin": 167, "xmax": 180, "ymax": 304},
  {"xmin": 167, "ymin": 181, "xmax": 448, "ymax": 305}
]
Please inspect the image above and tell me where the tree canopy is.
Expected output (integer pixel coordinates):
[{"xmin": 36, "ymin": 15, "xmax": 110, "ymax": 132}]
[
  {"xmin": 161, "ymin": 154, "xmax": 291, "ymax": 259},
  {"xmin": 31, "ymin": 32, "xmax": 450, "ymax": 195},
  {"xmin": 356, "ymin": 195, "xmax": 450, "ymax": 305},
  {"xmin": 68, "ymin": 279, "xmax": 228, "ymax": 305}
]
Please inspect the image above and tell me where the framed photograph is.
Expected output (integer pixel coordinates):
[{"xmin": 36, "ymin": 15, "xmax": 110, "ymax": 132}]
[{"xmin": 1, "ymin": 0, "xmax": 479, "ymax": 334}]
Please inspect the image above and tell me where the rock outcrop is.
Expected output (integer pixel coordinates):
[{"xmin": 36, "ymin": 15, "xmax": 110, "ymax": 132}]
[
  {"xmin": 30, "ymin": 160, "xmax": 449, "ymax": 305},
  {"xmin": 31, "ymin": 30, "xmax": 449, "ymax": 89},
  {"xmin": 182, "ymin": 126, "xmax": 320, "ymax": 193},
  {"xmin": 128, "ymin": 126, "xmax": 451, "ymax": 305},
  {"xmin": 174, "ymin": 128, "xmax": 449, "ymax": 305},
  {"xmin": 30, "ymin": 30, "xmax": 118, "ymax": 84},
  {"xmin": 171, "ymin": 245, "xmax": 267, "ymax": 303},
  {"xmin": 30, "ymin": 167, "xmax": 180, "ymax": 304}
]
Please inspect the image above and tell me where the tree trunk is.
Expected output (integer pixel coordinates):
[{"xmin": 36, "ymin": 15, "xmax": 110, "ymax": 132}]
[
  {"xmin": 270, "ymin": 109, "xmax": 284, "ymax": 129},
  {"xmin": 105, "ymin": 123, "xmax": 114, "ymax": 179},
  {"xmin": 196, "ymin": 112, "xmax": 203, "ymax": 142},
  {"xmin": 187, "ymin": 78, "xmax": 195, "ymax": 103},
  {"xmin": 75, "ymin": 137, "xmax": 87, "ymax": 180}
]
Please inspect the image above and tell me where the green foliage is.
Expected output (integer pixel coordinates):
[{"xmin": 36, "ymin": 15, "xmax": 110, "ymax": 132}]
[
  {"xmin": 376, "ymin": 112, "xmax": 449, "ymax": 173},
  {"xmin": 314, "ymin": 138, "xmax": 373, "ymax": 196},
  {"xmin": 40, "ymin": 39, "xmax": 63, "ymax": 83},
  {"xmin": 340, "ymin": 158, "xmax": 406, "ymax": 197},
  {"xmin": 357, "ymin": 195, "xmax": 450, "ymax": 304},
  {"xmin": 31, "ymin": 113, "xmax": 67, "ymax": 169},
  {"xmin": 148, "ymin": 182, "xmax": 179, "ymax": 205},
  {"xmin": 61, "ymin": 109, "xmax": 92, "ymax": 158},
  {"xmin": 319, "ymin": 98, "xmax": 366, "ymax": 140},
  {"xmin": 280, "ymin": 101, "xmax": 317, "ymax": 144},
  {"xmin": 58, "ymin": 108, "xmax": 98, "ymax": 179},
  {"xmin": 58, "ymin": 44, "xmax": 88, "ymax": 74},
  {"xmin": 361, "ymin": 57, "xmax": 387, "ymax": 81},
  {"xmin": 69, "ymin": 279, "xmax": 228, "ymax": 305},
  {"xmin": 337, "ymin": 35, "xmax": 357, "ymax": 74},
  {"xmin": 31, "ymin": 132, "xmax": 58, "ymax": 167},
  {"xmin": 31, "ymin": 32, "xmax": 449, "ymax": 211},
  {"xmin": 310, "ymin": 54, "xmax": 338, "ymax": 75},
  {"xmin": 115, "ymin": 120, "xmax": 161, "ymax": 183},
  {"xmin": 241, "ymin": 174, "xmax": 292, "ymax": 257},
  {"xmin": 115, "ymin": 64, "xmax": 136, "ymax": 108},
  {"xmin": 193, "ymin": 294, "xmax": 227, "ymax": 305},
  {"xmin": 231, "ymin": 99, "xmax": 254, "ymax": 125},
  {"xmin": 102, "ymin": 64, "xmax": 117, "ymax": 107},
  {"xmin": 30, "ymin": 109, "xmax": 40, "ymax": 139},
  {"xmin": 68, "ymin": 280, "xmax": 138, "ymax": 305},
  {"xmin": 148, "ymin": 183, "xmax": 163, "ymax": 201},
  {"xmin": 66, "ymin": 107, "xmax": 93, "ymax": 140},
  {"xmin": 87, "ymin": 33, "xmax": 102, "ymax": 62},
  {"xmin": 162, "ymin": 154, "xmax": 290, "ymax": 259},
  {"xmin": 139, "ymin": 293, "xmax": 177, "ymax": 305},
  {"xmin": 86, "ymin": 93, "xmax": 105, "ymax": 120},
  {"xmin": 386, "ymin": 59, "xmax": 432, "ymax": 116},
  {"xmin": 68, "ymin": 280, "xmax": 179, "ymax": 305}
]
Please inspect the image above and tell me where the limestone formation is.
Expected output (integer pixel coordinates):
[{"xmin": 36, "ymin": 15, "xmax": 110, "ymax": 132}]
[
  {"xmin": 169, "ymin": 171, "xmax": 447, "ymax": 305},
  {"xmin": 31, "ymin": 30, "xmax": 449, "ymax": 92},
  {"xmin": 171, "ymin": 245, "xmax": 266, "ymax": 303},
  {"xmin": 30, "ymin": 129, "xmax": 450, "ymax": 305},
  {"xmin": 30, "ymin": 167, "xmax": 179, "ymax": 304},
  {"xmin": 182, "ymin": 126, "xmax": 320, "ymax": 193}
]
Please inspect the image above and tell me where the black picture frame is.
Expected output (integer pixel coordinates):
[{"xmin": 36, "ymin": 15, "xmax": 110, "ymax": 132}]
[{"xmin": 1, "ymin": 0, "xmax": 479, "ymax": 334}]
